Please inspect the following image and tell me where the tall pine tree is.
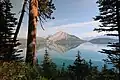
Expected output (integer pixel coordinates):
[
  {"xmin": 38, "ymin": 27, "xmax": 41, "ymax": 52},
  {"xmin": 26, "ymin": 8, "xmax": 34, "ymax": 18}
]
[
  {"xmin": 94, "ymin": 0, "xmax": 120, "ymax": 75},
  {"xmin": 68, "ymin": 51, "xmax": 89, "ymax": 80},
  {"xmin": 26, "ymin": 0, "xmax": 56, "ymax": 65},
  {"xmin": 0, "ymin": 0, "xmax": 22, "ymax": 61},
  {"xmin": 40, "ymin": 49, "xmax": 57, "ymax": 79}
]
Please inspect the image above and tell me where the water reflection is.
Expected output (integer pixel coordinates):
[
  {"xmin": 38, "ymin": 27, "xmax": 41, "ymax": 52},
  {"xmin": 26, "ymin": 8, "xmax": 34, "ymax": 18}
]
[
  {"xmin": 37, "ymin": 41, "xmax": 82, "ymax": 53},
  {"xmin": 37, "ymin": 42, "xmax": 108, "ymax": 61}
]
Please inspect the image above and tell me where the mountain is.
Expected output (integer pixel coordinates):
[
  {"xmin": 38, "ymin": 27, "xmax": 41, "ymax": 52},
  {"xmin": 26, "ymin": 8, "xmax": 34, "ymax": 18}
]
[
  {"xmin": 44, "ymin": 31, "xmax": 86, "ymax": 53},
  {"xmin": 47, "ymin": 31, "xmax": 85, "ymax": 44},
  {"xmin": 83, "ymin": 35, "xmax": 118, "ymax": 41},
  {"xmin": 89, "ymin": 38, "xmax": 118, "ymax": 44},
  {"xmin": 18, "ymin": 31, "xmax": 86, "ymax": 53}
]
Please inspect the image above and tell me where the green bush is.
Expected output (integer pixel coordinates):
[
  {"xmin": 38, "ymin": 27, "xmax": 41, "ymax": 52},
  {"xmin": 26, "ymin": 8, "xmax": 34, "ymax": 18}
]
[{"xmin": 0, "ymin": 61, "xmax": 44, "ymax": 80}]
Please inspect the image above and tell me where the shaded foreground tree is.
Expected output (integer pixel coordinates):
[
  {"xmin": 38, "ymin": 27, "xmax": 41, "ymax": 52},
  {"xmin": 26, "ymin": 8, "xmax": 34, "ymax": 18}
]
[
  {"xmin": 94, "ymin": 0, "xmax": 120, "ymax": 77},
  {"xmin": 66, "ymin": 51, "xmax": 117, "ymax": 80},
  {"xmin": 87, "ymin": 64, "xmax": 117, "ymax": 80},
  {"xmin": 68, "ymin": 51, "xmax": 89, "ymax": 80},
  {"xmin": 0, "ymin": 61, "xmax": 42, "ymax": 80},
  {"xmin": 40, "ymin": 49, "xmax": 57, "ymax": 79},
  {"xmin": 98, "ymin": 64, "xmax": 117, "ymax": 80},
  {"xmin": 0, "ymin": 0, "xmax": 22, "ymax": 61},
  {"xmin": 26, "ymin": 0, "xmax": 55, "ymax": 65}
]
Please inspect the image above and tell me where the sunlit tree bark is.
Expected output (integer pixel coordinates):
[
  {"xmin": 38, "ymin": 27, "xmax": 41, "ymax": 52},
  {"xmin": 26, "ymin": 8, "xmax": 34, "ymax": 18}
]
[{"xmin": 26, "ymin": 0, "xmax": 38, "ymax": 64}]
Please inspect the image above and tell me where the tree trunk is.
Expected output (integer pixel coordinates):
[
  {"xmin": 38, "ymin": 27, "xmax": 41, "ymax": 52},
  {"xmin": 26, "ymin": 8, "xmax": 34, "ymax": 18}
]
[
  {"xmin": 26, "ymin": 0, "xmax": 38, "ymax": 65},
  {"xmin": 116, "ymin": 0, "xmax": 120, "ymax": 80},
  {"xmin": 13, "ymin": 0, "xmax": 27, "ymax": 41}
]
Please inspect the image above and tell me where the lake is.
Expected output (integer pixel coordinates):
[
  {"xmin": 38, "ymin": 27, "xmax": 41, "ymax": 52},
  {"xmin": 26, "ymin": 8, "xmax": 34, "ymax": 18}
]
[{"xmin": 36, "ymin": 42, "xmax": 111, "ymax": 68}]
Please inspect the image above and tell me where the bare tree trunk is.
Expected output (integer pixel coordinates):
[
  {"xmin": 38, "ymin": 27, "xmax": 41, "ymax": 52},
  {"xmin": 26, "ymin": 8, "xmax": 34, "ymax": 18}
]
[
  {"xmin": 26, "ymin": 0, "xmax": 38, "ymax": 65},
  {"xmin": 13, "ymin": 0, "xmax": 27, "ymax": 41}
]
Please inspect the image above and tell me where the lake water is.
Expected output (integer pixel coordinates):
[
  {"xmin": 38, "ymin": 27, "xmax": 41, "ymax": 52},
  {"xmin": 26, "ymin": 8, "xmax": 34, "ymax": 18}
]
[{"xmin": 37, "ymin": 42, "xmax": 110, "ymax": 68}]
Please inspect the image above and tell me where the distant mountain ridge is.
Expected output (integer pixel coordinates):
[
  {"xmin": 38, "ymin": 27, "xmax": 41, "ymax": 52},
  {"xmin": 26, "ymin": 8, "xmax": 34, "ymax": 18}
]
[
  {"xmin": 89, "ymin": 38, "xmax": 118, "ymax": 44},
  {"xmin": 18, "ymin": 32, "xmax": 119, "ymax": 49}
]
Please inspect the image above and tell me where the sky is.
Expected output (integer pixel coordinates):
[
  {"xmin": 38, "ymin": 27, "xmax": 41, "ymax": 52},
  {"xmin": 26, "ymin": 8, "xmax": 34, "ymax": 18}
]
[{"xmin": 11, "ymin": 0, "xmax": 113, "ymax": 39}]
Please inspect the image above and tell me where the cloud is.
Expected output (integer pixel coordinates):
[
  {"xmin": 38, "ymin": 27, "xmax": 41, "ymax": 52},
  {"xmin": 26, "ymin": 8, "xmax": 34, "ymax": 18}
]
[
  {"xmin": 51, "ymin": 21, "xmax": 100, "ymax": 29},
  {"xmin": 81, "ymin": 31, "xmax": 104, "ymax": 38},
  {"xmin": 38, "ymin": 21, "xmax": 101, "ymax": 37},
  {"xmin": 18, "ymin": 20, "xmax": 103, "ymax": 38}
]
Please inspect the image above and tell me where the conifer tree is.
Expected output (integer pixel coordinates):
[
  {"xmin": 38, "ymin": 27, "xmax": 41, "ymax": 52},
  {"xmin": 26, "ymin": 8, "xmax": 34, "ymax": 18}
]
[
  {"xmin": 61, "ymin": 63, "xmax": 66, "ymax": 75},
  {"xmin": 98, "ymin": 64, "xmax": 116, "ymax": 80},
  {"xmin": 41, "ymin": 49, "xmax": 57, "ymax": 79},
  {"xmin": 94, "ymin": 0, "xmax": 120, "ymax": 75},
  {"xmin": 68, "ymin": 51, "xmax": 89, "ymax": 80},
  {"xmin": 26, "ymin": 0, "xmax": 56, "ymax": 65},
  {"xmin": 0, "ymin": 0, "xmax": 22, "ymax": 61},
  {"xmin": 86, "ymin": 60, "xmax": 99, "ymax": 80},
  {"xmin": 87, "ymin": 66, "xmax": 99, "ymax": 80}
]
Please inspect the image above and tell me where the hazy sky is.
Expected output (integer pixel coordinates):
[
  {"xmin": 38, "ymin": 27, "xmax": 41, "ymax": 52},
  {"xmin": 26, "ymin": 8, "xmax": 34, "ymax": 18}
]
[{"xmin": 11, "ymin": 0, "xmax": 110, "ymax": 39}]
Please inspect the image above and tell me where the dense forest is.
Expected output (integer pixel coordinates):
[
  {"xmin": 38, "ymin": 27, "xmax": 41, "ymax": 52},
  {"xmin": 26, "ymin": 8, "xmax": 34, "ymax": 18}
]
[{"xmin": 0, "ymin": 0, "xmax": 120, "ymax": 80}]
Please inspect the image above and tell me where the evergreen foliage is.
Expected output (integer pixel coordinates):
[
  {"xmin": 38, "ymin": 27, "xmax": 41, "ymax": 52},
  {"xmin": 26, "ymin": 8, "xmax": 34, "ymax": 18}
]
[
  {"xmin": 0, "ymin": 0, "xmax": 119, "ymax": 80},
  {"xmin": 0, "ymin": 61, "xmax": 45, "ymax": 80},
  {"xmin": 0, "ymin": 50, "xmax": 117, "ymax": 80},
  {"xmin": 86, "ymin": 60, "xmax": 99, "ymax": 80},
  {"xmin": 94, "ymin": 0, "xmax": 120, "ymax": 73},
  {"xmin": 68, "ymin": 51, "xmax": 89, "ymax": 80},
  {"xmin": 0, "ymin": 0, "xmax": 23, "ymax": 61},
  {"xmin": 40, "ymin": 50, "xmax": 57, "ymax": 79},
  {"xmin": 98, "ymin": 64, "xmax": 116, "ymax": 80}
]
